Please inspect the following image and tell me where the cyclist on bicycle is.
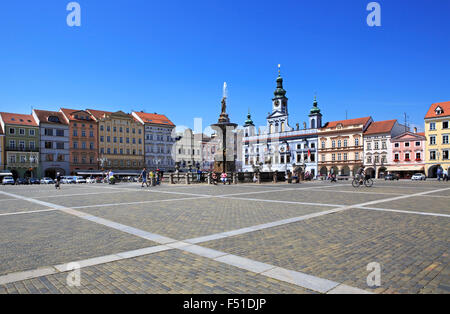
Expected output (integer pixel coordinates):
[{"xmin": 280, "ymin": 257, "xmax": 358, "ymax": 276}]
[{"xmin": 356, "ymin": 166, "xmax": 366, "ymax": 184}]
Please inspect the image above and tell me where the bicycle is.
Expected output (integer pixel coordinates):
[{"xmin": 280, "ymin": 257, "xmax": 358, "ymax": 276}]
[{"xmin": 352, "ymin": 175, "xmax": 373, "ymax": 188}]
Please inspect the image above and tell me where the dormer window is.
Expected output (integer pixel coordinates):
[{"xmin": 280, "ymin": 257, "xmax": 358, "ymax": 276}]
[
  {"xmin": 435, "ymin": 106, "xmax": 443, "ymax": 115},
  {"xmin": 48, "ymin": 116, "xmax": 60, "ymax": 123}
]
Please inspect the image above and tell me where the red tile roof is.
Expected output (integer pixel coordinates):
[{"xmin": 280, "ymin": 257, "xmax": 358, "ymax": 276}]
[
  {"xmin": 324, "ymin": 117, "xmax": 372, "ymax": 129},
  {"xmin": 85, "ymin": 109, "xmax": 113, "ymax": 121},
  {"xmin": 33, "ymin": 110, "xmax": 68, "ymax": 125},
  {"xmin": 417, "ymin": 132, "xmax": 425, "ymax": 137},
  {"xmin": 133, "ymin": 112, "xmax": 175, "ymax": 126},
  {"xmin": 425, "ymin": 101, "xmax": 450, "ymax": 119},
  {"xmin": 60, "ymin": 108, "xmax": 95, "ymax": 122},
  {"xmin": 0, "ymin": 112, "xmax": 38, "ymax": 127},
  {"xmin": 364, "ymin": 120, "xmax": 397, "ymax": 135}
]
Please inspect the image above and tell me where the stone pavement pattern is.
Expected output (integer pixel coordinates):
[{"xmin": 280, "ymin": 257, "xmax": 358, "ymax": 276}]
[{"xmin": 0, "ymin": 181, "xmax": 449, "ymax": 294}]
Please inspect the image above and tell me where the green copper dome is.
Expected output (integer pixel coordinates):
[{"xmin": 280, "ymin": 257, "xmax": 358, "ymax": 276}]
[
  {"xmin": 274, "ymin": 75, "xmax": 287, "ymax": 99},
  {"xmin": 310, "ymin": 96, "xmax": 321, "ymax": 115},
  {"xmin": 244, "ymin": 111, "xmax": 254, "ymax": 127}
]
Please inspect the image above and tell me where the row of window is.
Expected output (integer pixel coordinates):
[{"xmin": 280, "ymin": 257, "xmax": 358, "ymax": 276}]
[
  {"xmin": 73, "ymin": 142, "xmax": 95, "ymax": 150},
  {"xmin": 45, "ymin": 154, "xmax": 66, "ymax": 162},
  {"xmin": 429, "ymin": 121, "xmax": 449, "ymax": 131},
  {"xmin": 8, "ymin": 155, "xmax": 38, "ymax": 163},
  {"xmin": 8, "ymin": 140, "xmax": 36, "ymax": 149},
  {"xmin": 367, "ymin": 142, "xmax": 388, "ymax": 150},
  {"xmin": 322, "ymin": 138, "xmax": 360, "ymax": 149},
  {"xmin": 72, "ymin": 130, "xmax": 95, "ymax": 138},
  {"xmin": 145, "ymin": 134, "xmax": 174, "ymax": 142},
  {"xmin": 429, "ymin": 150, "xmax": 450, "ymax": 161},
  {"xmin": 8, "ymin": 128, "xmax": 36, "ymax": 136},
  {"xmin": 429, "ymin": 135, "xmax": 449, "ymax": 145},
  {"xmin": 393, "ymin": 153, "xmax": 421, "ymax": 162},
  {"xmin": 367, "ymin": 155, "xmax": 388, "ymax": 164},
  {"xmin": 44, "ymin": 128, "xmax": 65, "ymax": 137},
  {"xmin": 72, "ymin": 156, "xmax": 96, "ymax": 164},
  {"xmin": 99, "ymin": 148, "xmax": 142, "ymax": 155},
  {"xmin": 326, "ymin": 152, "xmax": 361, "ymax": 162},
  {"xmin": 393, "ymin": 141, "xmax": 422, "ymax": 148},
  {"xmin": 100, "ymin": 136, "xmax": 141, "ymax": 144},
  {"xmin": 99, "ymin": 125, "xmax": 141, "ymax": 134},
  {"xmin": 44, "ymin": 141, "xmax": 65, "ymax": 150}
]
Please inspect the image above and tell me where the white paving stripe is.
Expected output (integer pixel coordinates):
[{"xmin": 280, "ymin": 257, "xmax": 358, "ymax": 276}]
[
  {"xmin": 357, "ymin": 206, "xmax": 450, "ymax": 218},
  {"xmin": 1, "ymin": 185, "xmax": 449, "ymax": 293},
  {"xmin": 0, "ymin": 190, "xmax": 368, "ymax": 294}
]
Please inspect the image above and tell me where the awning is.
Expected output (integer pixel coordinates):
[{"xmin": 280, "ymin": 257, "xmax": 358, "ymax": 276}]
[
  {"xmin": 386, "ymin": 166, "xmax": 424, "ymax": 172},
  {"xmin": 0, "ymin": 171, "xmax": 13, "ymax": 176}
]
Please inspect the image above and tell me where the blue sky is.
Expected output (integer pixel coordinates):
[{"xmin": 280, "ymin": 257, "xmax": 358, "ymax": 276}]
[{"xmin": 0, "ymin": 0, "xmax": 449, "ymax": 133}]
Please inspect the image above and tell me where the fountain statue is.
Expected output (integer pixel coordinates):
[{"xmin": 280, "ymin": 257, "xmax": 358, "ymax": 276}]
[{"xmin": 212, "ymin": 82, "xmax": 238, "ymax": 172}]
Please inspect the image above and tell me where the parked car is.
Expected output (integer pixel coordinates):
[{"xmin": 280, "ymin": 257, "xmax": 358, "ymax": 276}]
[
  {"xmin": 2, "ymin": 176, "xmax": 15, "ymax": 185},
  {"xmin": 15, "ymin": 178, "xmax": 29, "ymax": 185},
  {"xmin": 385, "ymin": 174, "xmax": 399, "ymax": 181},
  {"xmin": 28, "ymin": 178, "xmax": 41, "ymax": 185},
  {"xmin": 61, "ymin": 176, "xmax": 76, "ymax": 184},
  {"xmin": 411, "ymin": 173, "xmax": 427, "ymax": 181},
  {"xmin": 40, "ymin": 177, "xmax": 55, "ymax": 184},
  {"xmin": 74, "ymin": 176, "xmax": 87, "ymax": 184}
]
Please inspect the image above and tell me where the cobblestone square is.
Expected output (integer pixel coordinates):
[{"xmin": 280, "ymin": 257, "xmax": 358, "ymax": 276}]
[{"xmin": 0, "ymin": 181, "xmax": 448, "ymax": 294}]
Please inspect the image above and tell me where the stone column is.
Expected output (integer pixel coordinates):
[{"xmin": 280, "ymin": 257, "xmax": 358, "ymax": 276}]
[{"xmin": 207, "ymin": 172, "xmax": 212, "ymax": 185}]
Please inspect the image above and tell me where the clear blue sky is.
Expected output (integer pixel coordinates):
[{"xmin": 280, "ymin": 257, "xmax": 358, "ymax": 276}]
[{"xmin": 0, "ymin": 0, "xmax": 449, "ymax": 133}]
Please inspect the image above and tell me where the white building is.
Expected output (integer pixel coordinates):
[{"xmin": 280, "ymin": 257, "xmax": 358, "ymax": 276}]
[
  {"xmin": 363, "ymin": 119, "xmax": 407, "ymax": 178},
  {"xmin": 32, "ymin": 110, "xmax": 70, "ymax": 178},
  {"xmin": 242, "ymin": 71, "xmax": 322, "ymax": 176},
  {"xmin": 132, "ymin": 111, "xmax": 176, "ymax": 171}
]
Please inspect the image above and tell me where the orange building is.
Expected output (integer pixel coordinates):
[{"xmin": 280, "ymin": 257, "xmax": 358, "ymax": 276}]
[
  {"xmin": 318, "ymin": 117, "xmax": 373, "ymax": 177},
  {"xmin": 60, "ymin": 108, "xmax": 99, "ymax": 174}
]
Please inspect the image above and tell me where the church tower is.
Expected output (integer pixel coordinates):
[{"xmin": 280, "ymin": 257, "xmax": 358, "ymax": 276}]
[
  {"xmin": 243, "ymin": 110, "xmax": 255, "ymax": 137},
  {"xmin": 309, "ymin": 96, "xmax": 322, "ymax": 129},
  {"xmin": 267, "ymin": 65, "xmax": 292, "ymax": 134}
]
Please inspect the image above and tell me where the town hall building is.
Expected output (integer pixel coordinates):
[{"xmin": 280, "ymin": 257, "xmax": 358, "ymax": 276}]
[{"xmin": 242, "ymin": 69, "xmax": 322, "ymax": 176}]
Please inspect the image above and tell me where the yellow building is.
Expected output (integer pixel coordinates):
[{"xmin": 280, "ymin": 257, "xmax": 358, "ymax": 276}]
[
  {"xmin": 424, "ymin": 101, "xmax": 450, "ymax": 177},
  {"xmin": 87, "ymin": 110, "xmax": 144, "ymax": 172}
]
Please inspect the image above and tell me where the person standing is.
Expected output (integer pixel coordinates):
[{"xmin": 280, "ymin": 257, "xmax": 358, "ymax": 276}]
[
  {"xmin": 55, "ymin": 172, "xmax": 61, "ymax": 190},
  {"xmin": 149, "ymin": 170, "xmax": 155, "ymax": 186},
  {"xmin": 140, "ymin": 167, "xmax": 149, "ymax": 188},
  {"xmin": 443, "ymin": 168, "xmax": 448, "ymax": 182}
]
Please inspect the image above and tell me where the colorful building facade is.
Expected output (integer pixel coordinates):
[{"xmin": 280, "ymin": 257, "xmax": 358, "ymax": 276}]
[
  {"xmin": 363, "ymin": 120, "xmax": 406, "ymax": 178},
  {"xmin": 318, "ymin": 117, "xmax": 373, "ymax": 177},
  {"xmin": 0, "ymin": 112, "xmax": 40, "ymax": 179},
  {"xmin": 387, "ymin": 130, "xmax": 426, "ymax": 179},
  {"xmin": 424, "ymin": 101, "xmax": 450, "ymax": 177},
  {"xmin": 33, "ymin": 110, "xmax": 70, "ymax": 178},
  {"xmin": 87, "ymin": 110, "xmax": 144, "ymax": 172},
  {"xmin": 132, "ymin": 111, "xmax": 176, "ymax": 172},
  {"xmin": 60, "ymin": 109, "xmax": 99, "ymax": 175}
]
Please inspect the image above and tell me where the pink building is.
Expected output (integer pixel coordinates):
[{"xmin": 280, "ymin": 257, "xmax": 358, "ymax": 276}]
[{"xmin": 388, "ymin": 130, "xmax": 426, "ymax": 179}]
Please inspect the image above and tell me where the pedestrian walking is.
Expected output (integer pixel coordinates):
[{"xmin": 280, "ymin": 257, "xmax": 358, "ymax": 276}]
[
  {"xmin": 437, "ymin": 167, "xmax": 443, "ymax": 182},
  {"xmin": 443, "ymin": 169, "xmax": 448, "ymax": 182},
  {"xmin": 149, "ymin": 170, "xmax": 155, "ymax": 186},
  {"xmin": 140, "ymin": 167, "xmax": 149, "ymax": 187}
]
